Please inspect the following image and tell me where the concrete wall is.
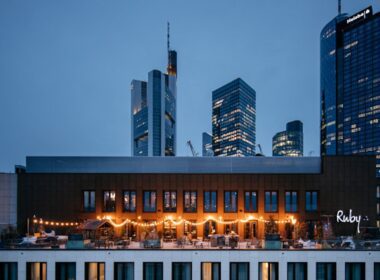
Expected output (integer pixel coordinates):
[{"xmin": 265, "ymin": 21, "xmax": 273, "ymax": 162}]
[
  {"xmin": 1, "ymin": 249, "xmax": 379, "ymax": 280},
  {"xmin": 0, "ymin": 173, "xmax": 17, "ymax": 231}
]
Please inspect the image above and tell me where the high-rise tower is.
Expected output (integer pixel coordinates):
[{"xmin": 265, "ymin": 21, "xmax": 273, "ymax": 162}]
[
  {"xmin": 212, "ymin": 78, "xmax": 256, "ymax": 157},
  {"xmin": 131, "ymin": 24, "xmax": 177, "ymax": 156},
  {"xmin": 273, "ymin": 120, "xmax": 303, "ymax": 157}
]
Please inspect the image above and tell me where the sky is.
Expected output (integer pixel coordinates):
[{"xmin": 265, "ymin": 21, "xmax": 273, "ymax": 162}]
[{"xmin": 0, "ymin": 0, "xmax": 379, "ymax": 172}]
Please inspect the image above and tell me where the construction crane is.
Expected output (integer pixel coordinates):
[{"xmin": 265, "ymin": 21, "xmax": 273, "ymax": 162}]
[
  {"xmin": 186, "ymin": 140, "xmax": 199, "ymax": 156},
  {"xmin": 256, "ymin": 144, "xmax": 265, "ymax": 156}
]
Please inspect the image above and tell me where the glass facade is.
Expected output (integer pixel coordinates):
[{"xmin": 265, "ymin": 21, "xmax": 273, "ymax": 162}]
[
  {"xmin": 272, "ymin": 120, "xmax": 303, "ymax": 157},
  {"xmin": 287, "ymin": 263, "xmax": 307, "ymax": 280},
  {"xmin": 114, "ymin": 262, "xmax": 134, "ymax": 280},
  {"xmin": 317, "ymin": 263, "xmax": 336, "ymax": 280},
  {"xmin": 202, "ymin": 132, "xmax": 213, "ymax": 156},
  {"xmin": 321, "ymin": 8, "xmax": 380, "ymax": 178},
  {"xmin": 131, "ymin": 80, "xmax": 148, "ymax": 156},
  {"xmin": 172, "ymin": 263, "xmax": 191, "ymax": 280},
  {"xmin": 143, "ymin": 262, "xmax": 163, "ymax": 280},
  {"xmin": 212, "ymin": 78, "xmax": 256, "ymax": 157}
]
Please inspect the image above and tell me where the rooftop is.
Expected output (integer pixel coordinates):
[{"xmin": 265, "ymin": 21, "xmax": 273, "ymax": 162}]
[{"xmin": 25, "ymin": 156, "xmax": 321, "ymax": 174}]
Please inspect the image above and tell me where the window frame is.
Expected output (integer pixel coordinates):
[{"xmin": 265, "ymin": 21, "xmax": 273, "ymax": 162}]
[
  {"xmin": 102, "ymin": 190, "xmax": 116, "ymax": 212},
  {"xmin": 82, "ymin": 190, "xmax": 96, "ymax": 213},
  {"xmin": 224, "ymin": 190, "xmax": 238, "ymax": 213},
  {"xmin": 183, "ymin": 191, "xmax": 197, "ymax": 213},
  {"xmin": 143, "ymin": 190, "xmax": 157, "ymax": 213},
  {"xmin": 285, "ymin": 190, "xmax": 299, "ymax": 213},
  {"xmin": 122, "ymin": 190, "xmax": 137, "ymax": 213},
  {"xmin": 244, "ymin": 191, "xmax": 258, "ymax": 213},
  {"xmin": 264, "ymin": 191, "xmax": 279, "ymax": 213},
  {"xmin": 201, "ymin": 262, "xmax": 221, "ymax": 280},
  {"xmin": 163, "ymin": 190, "xmax": 177, "ymax": 212},
  {"xmin": 305, "ymin": 191, "xmax": 319, "ymax": 212},
  {"xmin": 203, "ymin": 190, "xmax": 218, "ymax": 213}
]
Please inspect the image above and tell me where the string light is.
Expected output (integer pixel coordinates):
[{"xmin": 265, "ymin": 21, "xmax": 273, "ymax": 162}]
[{"xmin": 32, "ymin": 217, "xmax": 78, "ymax": 227}]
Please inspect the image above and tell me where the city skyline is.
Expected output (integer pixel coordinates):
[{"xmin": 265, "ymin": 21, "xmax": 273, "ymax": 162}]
[{"xmin": 1, "ymin": 0, "xmax": 380, "ymax": 171}]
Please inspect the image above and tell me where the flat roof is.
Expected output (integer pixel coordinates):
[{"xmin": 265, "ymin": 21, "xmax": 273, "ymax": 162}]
[{"xmin": 25, "ymin": 156, "xmax": 321, "ymax": 174}]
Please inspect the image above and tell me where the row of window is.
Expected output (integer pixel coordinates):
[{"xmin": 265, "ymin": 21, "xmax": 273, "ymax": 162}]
[
  {"xmin": 83, "ymin": 190, "xmax": 319, "ymax": 213},
  {"xmin": 1, "ymin": 261, "xmax": 378, "ymax": 280}
]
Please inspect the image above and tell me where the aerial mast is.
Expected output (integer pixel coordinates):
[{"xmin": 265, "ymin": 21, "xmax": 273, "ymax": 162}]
[{"xmin": 338, "ymin": 0, "xmax": 342, "ymax": 15}]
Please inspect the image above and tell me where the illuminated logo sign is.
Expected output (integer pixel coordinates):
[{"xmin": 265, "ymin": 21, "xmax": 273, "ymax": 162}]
[
  {"xmin": 346, "ymin": 7, "xmax": 372, "ymax": 25},
  {"xmin": 336, "ymin": 209, "xmax": 368, "ymax": 234}
]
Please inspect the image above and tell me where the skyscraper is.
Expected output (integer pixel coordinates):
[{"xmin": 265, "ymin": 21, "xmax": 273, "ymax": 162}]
[
  {"xmin": 202, "ymin": 132, "xmax": 213, "ymax": 156},
  {"xmin": 131, "ymin": 24, "xmax": 177, "ymax": 156},
  {"xmin": 272, "ymin": 120, "xmax": 303, "ymax": 157},
  {"xmin": 212, "ymin": 78, "xmax": 256, "ymax": 157},
  {"xmin": 320, "ymin": 6, "xmax": 380, "ymax": 172}
]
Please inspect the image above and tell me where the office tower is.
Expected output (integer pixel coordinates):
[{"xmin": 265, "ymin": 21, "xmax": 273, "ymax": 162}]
[
  {"xmin": 202, "ymin": 132, "xmax": 213, "ymax": 156},
  {"xmin": 321, "ymin": 6, "xmax": 380, "ymax": 170},
  {"xmin": 212, "ymin": 78, "xmax": 256, "ymax": 156},
  {"xmin": 131, "ymin": 24, "xmax": 177, "ymax": 156},
  {"xmin": 272, "ymin": 120, "xmax": 303, "ymax": 157}
]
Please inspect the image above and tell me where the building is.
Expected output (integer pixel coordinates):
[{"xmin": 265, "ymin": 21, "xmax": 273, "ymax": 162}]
[
  {"xmin": 0, "ymin": 173, "xmax": 17, "ymax": 231},
  {"xmin": 272, "ymin": 120, "xmax": 303, "ymax": 157},
  {"xmin": 202, "ymin": 132, "xmax": 213, "ymax": 156},
  {"xmin": 131, "ymin": 25, "xmax": 177, "ymax": 156},
  {"xmin": 320, "ymin": 6, "xmax": 380, "ymax": 164},
  {"xmin": 0, "ymin": 155, "xmax": 377, "ymax": 280},
  {"xmin": 17, "ymin": 155, "xmax": 377, "ymax": 239},
  {"xmin": 212, "ymin": 78, "xmax": 256, "ymax": 157}
]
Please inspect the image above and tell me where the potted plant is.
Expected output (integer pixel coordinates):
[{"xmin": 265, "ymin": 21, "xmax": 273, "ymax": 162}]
[{"xmin": 264, "ymin": 216, "xmax": 281, "ymax": 249}]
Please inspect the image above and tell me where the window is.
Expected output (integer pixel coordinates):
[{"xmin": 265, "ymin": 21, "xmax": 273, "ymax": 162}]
[
  {"xmin": 56, "ymin": 263, "xmax": 76, "ymax": 280},
  {"xmin": 264, "ymin": 191, "xmax": 278, "ymax": 212},
  {"xmin": 285, "ymin": 191, "xmax": 298, "ymax": 212},
  {"xmin": 259, "ymin": 262, "xmax": 278, "ymax": 280},
  {"xmin": 27, "ymin": 262, "xmax": 47, "ymax": 280},
  {"xmin": 172, "ymin": 263, "xmax": 191, "ymax": 280},
  {"xmin": 184, "ymin": 191, "xmax": 197, "ymax": 212},
  {"xmin": 114, "ymin": 262, "xmax": 134, "ymax": 280},
  {"xmin": 83, "ymin": 190, "xmax": 95, "ymax": 212},
  {"xmin": 143, "ymin": 262, "xmax": 163, "ymax": 280},
  {"xmin": 163, "ymin": 191, "xmax": 177, "ymax": 212},
  {"xmin": 163, "ymin": 221, "xmax": 177, "ymax": 240},
  {"xmin": 306, "ymin": 191, "xmax": 318, "ymax": 212},
  {"xmin": 244, "ymin": 191, "xmax": 257, "ymax": 212},
  {"xmin": 345, "ymin": 263, "xmax": 364, "ymax": 280},
  {"xmin": 0, "ymin": 263, "xmax": 17, "ymax": 280},
  {"xmin": 201, "ymin": 262, "xmax": 221, "ymax": 280},
  {"xmin": 230, "ymin": 263, "xmax": 249, "ymax": 280},
  {"xmin": 184, "ymin": 221, "xmax": 197, "ymax": 239},
  {"xmin": 224, "ymin": 222, "xmax": 238, "ymax": 234},
  {"xmin": 123, "ymin": 191, "xmax": 136, "ymax": 212},
  {"xmin": 224, "ymin": 191, "xmax": 238, "ymax": 212},
  {"xmin": 244, "ymin": 221, "xmax": 258, "ymax": 239},
  {"xmin": 143, "ymin": 191, "xmax": 157, "ymax": 212},
  {"xmin": 288, "ymin": 263, "xmax": 307, "ymax": 280},
  {"xmin": 204, "ymin": 220, "xmax": 217, "ymax": 237},
  {"xmin": 375, "ymin": 263, "xmax": 380, "ymax": 280},
  {"xmin": 85, "ymin": 263, "xmax": 105, "ymax": 280},
  {"xmin": 316, "ymin": 263, "xmax": 336, "ymax": 280},
  {"xmin": 204, "ymin": 191, "xmax": 217, "ymax": 212},
  {"xmin": 103, "ymin": 190, "xmax": 116, "ymax": 212}
]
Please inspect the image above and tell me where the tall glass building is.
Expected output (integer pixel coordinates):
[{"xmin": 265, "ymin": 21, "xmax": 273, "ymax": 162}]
[
  {"xmin": 320, "ymin": 6, "xmax": 380, "ymax": 174},
  {"xmin": 202, "ymin": 132, "xmax": 213, "ymax": 156},
  {"xmin": 131, "ymin": 34, "xmax": 177, "ymax": 156},
  {"xmin": 272, "ymin": 120, "xmax": 303, "ymax": 157},
  {"xmin": 212, "ymin": 78, "xmax": 256, "ymax": 157}
]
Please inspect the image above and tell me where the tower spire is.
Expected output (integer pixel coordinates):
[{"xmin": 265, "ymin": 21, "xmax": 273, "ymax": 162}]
[
  {"xmin": 338, "ymin": 0, "xmax": 342, "ymax": 15},
  {"xmin": 167, "ymin": 22, "xmax": 170, "ymax": 52}
]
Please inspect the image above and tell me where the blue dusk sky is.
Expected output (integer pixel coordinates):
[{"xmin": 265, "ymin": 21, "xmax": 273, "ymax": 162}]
[{"xmin": 0, "ymin": 0, "xmax": 379, "ymax": 171}]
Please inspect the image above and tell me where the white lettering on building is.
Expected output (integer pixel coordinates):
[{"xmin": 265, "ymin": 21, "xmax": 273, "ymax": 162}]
[
  {"xmin": 336, "ymin": 209, "xmax": 362, "ymax": 233},
  {"xmin": 346, "ymin": 8, "xmax": 371, "ymax": 25}
]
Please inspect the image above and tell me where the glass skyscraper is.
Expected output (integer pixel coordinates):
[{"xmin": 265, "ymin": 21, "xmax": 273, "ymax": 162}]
[
  {"xmin": 212, "ymin": 78, "xmax": 256, "ymax": 157},
  {"xmin": 272, "ymin": 120, "xmax": 303, "ymax": 157},
  {"xmin": 202, "ymin": 132, "xmax": 213, "ymax": 156},
  {"xmin": 131, "ymin": 31, "xmax": 177, "ymax": 156},
  {"xmin": 320, "ymin": 6, "xmax": 380, "ymax": 173}
]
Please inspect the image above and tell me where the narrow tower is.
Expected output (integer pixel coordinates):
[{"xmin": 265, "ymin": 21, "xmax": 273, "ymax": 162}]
[{"xmin": 167, "ymin": 22, "xmax": 177, "ymax": 77}]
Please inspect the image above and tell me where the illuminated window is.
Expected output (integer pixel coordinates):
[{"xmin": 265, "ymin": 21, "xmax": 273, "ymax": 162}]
[
  {"xmin": 163, "ymin": 191, "xmax": 177, "ymax": 212},
  {"xmin": 244, "ymin": 191, "xmax": 257, "ymax": 212},
  {"xmin": 143, "ymin": 191, "xmax": 156, "ymax": 212},
  {"xmin": 264, "ymin": 191, "xmax": 278, "ymax": 212},
  {"xmin": 103, "ymin": 190, "xmax": 116, "ymax": 212},
  {"xmin": 204, "ymin": 191, "xmax": 217, "ymax": 212},
  {"xmin": 184, "ymin": 191, "xmax": 197, "ymax": 212},
  {"xmin": 184, "ymin": 221, "xmax": 197, "ymax": 238},
  {"xmin": 306, "ymin": 191, "xmax": 318, "ymax": 212},
  {"xmin": 201, "ymin": 262, "xmax": 220, "ymax": 280},
  {"xmin": 83, "ymin": 190, "xmax": 95, "ymax": 212},
  {"xmin": 123, "ymin": 191, "xmax": 136, "ymax": 212},
  {"xmin": 27, "ymin": 262, "xmax": 47, "ymax": 280},
  {"xmin": 285, "ymin": 191, "xmax": 298, "ymax": 212},
  {"xmin": 224, "ymin": 191, "xmax": 238, "ymax": 212},
  {"xmin": 85, "ymin": 263, "xmax": 104, "ymax": 280},
  {"xmin": 259, "ymin": 262, "xmax": 278, "ymax": 280}
]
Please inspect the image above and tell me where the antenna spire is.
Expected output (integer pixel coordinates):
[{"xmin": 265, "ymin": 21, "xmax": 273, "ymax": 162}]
[
  {"xmin": 167, "ymin": 22, "xmax": 170, "ymax": 52},
  {"xmin": 338, "ymin": 0, "xmax": 342, "ymax": 15}
]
